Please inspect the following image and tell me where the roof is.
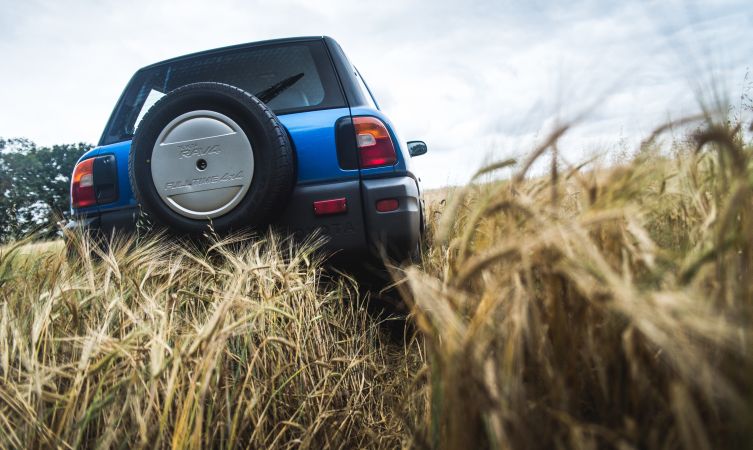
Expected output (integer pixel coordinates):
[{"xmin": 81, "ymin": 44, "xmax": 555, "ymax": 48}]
[{"xmin": 139, "ymin": 36, "xmax": 328, "ymax": 71}]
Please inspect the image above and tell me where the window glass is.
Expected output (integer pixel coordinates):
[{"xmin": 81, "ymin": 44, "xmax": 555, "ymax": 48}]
[{"xmin": 101, "ymin": 41, "xmax": 345, "ymax": 145}]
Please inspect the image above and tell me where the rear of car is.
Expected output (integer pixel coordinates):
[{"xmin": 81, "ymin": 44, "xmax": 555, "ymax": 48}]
[{"xmin": 69, "ymin": 36, "xmax": 424, "ymax": 260}]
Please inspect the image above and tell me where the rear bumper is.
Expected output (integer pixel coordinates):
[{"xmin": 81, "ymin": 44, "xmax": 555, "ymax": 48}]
[
  {"xmin": 66, "ymin": 175, "xmax": 422, "ymax": 260},
  {"xmin": 64, "ymin": 207, "xmax": 138, "ymax": 236}
]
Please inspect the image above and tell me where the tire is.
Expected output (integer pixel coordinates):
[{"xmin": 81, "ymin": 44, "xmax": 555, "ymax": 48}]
[{"xmin": 129, "ymin": 82, "xmax": 295, "ymax": 235}]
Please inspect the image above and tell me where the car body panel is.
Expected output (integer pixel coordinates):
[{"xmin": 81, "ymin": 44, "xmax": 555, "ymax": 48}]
[
  {"xmin": 96, "ymin": 140, "xmax": 137, "ymax": 212},
  {"xmin": 277, "ymin": 107, "xmax": 359, "ymax": 184}
]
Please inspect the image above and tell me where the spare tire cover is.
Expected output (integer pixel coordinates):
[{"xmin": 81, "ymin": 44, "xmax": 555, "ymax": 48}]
[{"xmin": 129, "ymin": 82, "xmax": 295, "ymax": 235}]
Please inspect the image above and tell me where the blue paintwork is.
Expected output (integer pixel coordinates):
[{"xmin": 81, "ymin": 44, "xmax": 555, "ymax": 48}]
[
  {"xmin": 98, "ymin": 140, "xmax": 138, "ymax": 212},
  {"xmin": 277, "ymin": 107, "xmax": 359, "ymax": 185},
  {"xmin": 76, "ymin": 147, "xmax": 101, "ymax": 163}
]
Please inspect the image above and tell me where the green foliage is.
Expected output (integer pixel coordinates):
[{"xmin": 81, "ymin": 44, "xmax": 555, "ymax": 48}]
[{"xmin": 0, "ymin": 138, "xmax": 91, "ymax": 241}]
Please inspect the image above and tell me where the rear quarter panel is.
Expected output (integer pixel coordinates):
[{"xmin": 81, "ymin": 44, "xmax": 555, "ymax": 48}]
[
  {"xmin": 98, "ymin": 140, "xmax": 137, "ymax": 212},
  {"xmin": 277, "ymin": 107, "xmax": 359, "ymax": 185}
]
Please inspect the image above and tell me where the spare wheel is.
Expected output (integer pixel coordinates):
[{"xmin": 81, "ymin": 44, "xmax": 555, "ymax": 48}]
[{"xmin": 128, "ymin": 82, "xmax": 295, "ymax": 235}]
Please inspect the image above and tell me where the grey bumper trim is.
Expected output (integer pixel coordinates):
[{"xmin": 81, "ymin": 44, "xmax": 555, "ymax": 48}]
[{"xmin": 361, "ymin": 176, "xmax": 421, "ymax": 259}]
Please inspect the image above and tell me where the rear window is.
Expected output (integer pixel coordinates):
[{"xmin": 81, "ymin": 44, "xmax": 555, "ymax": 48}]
[{"xmin": 100, "ymin": 40, "xmax": 345, "ymax": 146}]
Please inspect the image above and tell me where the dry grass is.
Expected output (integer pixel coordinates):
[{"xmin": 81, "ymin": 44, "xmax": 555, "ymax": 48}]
[
  {"xmin": 405, "ymin": 118, "xmax": 753, "ymax": 449},
  {"xmin": 1, "ymin": 115, "xmax": 753, "ymax": 449},
  {"xmin": 0, "ymin": 234, "xmax": 420, "ymax": 449}
]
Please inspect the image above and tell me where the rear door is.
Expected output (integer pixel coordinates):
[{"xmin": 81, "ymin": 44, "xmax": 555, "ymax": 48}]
[{"xmin": 96, "ymin": 38, "xmax": 358, "ymax": 208}]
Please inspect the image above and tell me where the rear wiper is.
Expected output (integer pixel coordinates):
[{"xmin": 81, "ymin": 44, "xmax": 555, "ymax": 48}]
[{"xmin": 255, "ymin": 73, "xmax": 305, "ymax": 104}]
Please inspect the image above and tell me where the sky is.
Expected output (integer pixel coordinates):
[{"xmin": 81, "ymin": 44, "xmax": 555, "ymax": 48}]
[{"xmin": 0, "ymin": 0, "xmax": 751, "ymax": 188}]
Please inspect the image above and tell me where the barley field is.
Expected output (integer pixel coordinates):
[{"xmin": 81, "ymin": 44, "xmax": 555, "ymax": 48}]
[{"xmin": 1, "ymin": 115, "xmax": 752, "ymax": 449}]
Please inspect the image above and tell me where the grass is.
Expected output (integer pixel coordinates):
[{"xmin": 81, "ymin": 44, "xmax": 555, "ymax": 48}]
[
  {"xmin": 1, "ymin": 115, "xmax": 753, "ymax": 449},
  {"xmin": 0, "ymin": 234, "xmax": 420, "ymax": 448}
]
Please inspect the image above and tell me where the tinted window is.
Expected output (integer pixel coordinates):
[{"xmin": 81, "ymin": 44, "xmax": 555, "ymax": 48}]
[{"xmin": 101, "ymin": 40, "xmax": 345, "ymax": 146}]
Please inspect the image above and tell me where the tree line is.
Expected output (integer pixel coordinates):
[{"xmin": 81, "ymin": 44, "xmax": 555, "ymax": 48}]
[{"xmin": 0, "ymin": 138, "xmax": 91, "ymax": 242}]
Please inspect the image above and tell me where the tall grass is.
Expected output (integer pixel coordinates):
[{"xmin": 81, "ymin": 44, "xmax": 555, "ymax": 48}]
[
  {"xmin": 1, "ymin": 116, "xmax": 752, "ymax": 449},
  {"xmin": 405, "ymin": 117, "xmax": 753, "ymax": 449},
  {"xmin": 0, "ymin": 233, "xmax": 417, "ymax": 449}
]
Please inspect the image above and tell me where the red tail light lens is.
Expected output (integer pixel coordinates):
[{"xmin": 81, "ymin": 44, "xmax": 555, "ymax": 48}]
[
  {"xmin": 313, "ymin": 198, "xmax": 348, "ymax": 216},
  {"xmin": 353, "ymin": 116, "xmax": 397, "ymax": 168},
  {"xmin": 71, "ymin": 158, "xmax": 96, "ymax": 208}
]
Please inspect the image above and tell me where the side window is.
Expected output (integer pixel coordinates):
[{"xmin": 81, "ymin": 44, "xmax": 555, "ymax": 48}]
[{"xmin": 354, "ymin": 67, "xmax": 379, "ymax": 109}]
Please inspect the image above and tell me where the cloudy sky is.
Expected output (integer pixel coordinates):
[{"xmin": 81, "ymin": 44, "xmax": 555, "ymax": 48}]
[{"xmin": 0, "ymin": 0, "xmax": 751, "ymax": 187}]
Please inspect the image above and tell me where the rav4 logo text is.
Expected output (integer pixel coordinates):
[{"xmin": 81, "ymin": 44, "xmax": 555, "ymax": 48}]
[
  {"xmin": 164, "ymin": 170, "xmax": 243, "ymax": 190},
  {"xmin": 176, "ymin": 142, "xmax": 221, "ymax": 159}
]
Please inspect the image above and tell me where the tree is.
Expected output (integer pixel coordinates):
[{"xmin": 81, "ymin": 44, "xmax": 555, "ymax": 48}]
[{"xmin": 0, "ymin": 138, "xmax": 91, "ymax": 241}]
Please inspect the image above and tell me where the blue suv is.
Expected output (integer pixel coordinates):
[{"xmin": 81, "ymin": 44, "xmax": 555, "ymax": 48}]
[{"xmin": 68, "ymin": 36, "xmax": 427, "ymax": 259}]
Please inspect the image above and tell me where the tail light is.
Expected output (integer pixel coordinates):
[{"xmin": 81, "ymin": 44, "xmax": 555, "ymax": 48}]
[
  {"xmin": 353, "ymin": 116, "xmax": 397, "ymax": 168},
  {"xmin": 71, "ymin": 158, "xmax": 96, "ymax": 208}
]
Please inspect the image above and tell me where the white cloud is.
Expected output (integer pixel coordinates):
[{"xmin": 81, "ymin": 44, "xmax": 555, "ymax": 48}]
[{"xmin": 0, "ymin": 0, "xmax": 750, "ymax": 187}]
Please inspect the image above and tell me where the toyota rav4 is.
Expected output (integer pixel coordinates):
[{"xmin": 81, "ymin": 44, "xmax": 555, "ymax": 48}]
[{"xmin": 67, "ymin": 36, "xmax": 427, "ymax": 260}]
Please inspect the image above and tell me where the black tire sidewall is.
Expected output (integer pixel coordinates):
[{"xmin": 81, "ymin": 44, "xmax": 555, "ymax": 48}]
[{"xmin": 129, "ymin": 83, "xmax": 294, "ymax": 235}]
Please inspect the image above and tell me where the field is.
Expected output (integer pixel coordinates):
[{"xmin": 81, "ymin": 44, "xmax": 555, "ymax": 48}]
[{"xmin": 1, "ymin": 116, "xmax": 752, "ymax": 449}]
